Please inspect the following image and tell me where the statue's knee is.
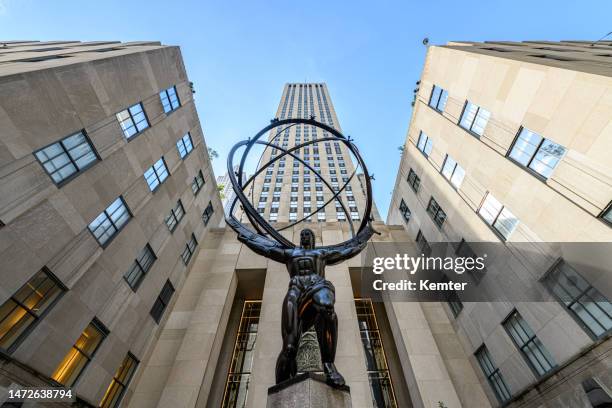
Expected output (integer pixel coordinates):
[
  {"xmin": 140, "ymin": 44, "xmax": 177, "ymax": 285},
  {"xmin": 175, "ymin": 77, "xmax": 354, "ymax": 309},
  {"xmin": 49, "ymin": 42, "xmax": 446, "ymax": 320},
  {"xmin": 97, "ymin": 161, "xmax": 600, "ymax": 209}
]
[{"xmin": 281, "ymin": 343, "xmax": 298, "ymax": 359}]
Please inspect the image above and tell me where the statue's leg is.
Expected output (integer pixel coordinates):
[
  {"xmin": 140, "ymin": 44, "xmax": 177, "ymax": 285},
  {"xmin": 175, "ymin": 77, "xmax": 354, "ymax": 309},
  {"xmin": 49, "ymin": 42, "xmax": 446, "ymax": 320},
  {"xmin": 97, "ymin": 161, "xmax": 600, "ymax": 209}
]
[
  {"xmin": 275, "ymin": 287, "xmax": 301, "ymax": 384},
  {"xmin": 313, "ymin": 287, "xmax": 345, "ymax": 387}
]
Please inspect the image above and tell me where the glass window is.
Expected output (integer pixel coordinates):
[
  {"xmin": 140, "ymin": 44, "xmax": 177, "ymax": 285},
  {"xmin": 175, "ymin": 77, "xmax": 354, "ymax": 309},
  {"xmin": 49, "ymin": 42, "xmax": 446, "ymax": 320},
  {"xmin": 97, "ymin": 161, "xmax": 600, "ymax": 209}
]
[
  {"xmin": 192, "ymin": 170, "xmax": 205, "ymax": 195},
  {"xmin": 52, "ymin": 318, "xmax": 108, "ymax": 386},
  {"xmin": 160, "ymin": 85, "xmax": 180, "ymax": 113},
  {"xmin": 602, "ymin": 202, "xmax": 612, "ymax": 226},
  {"xmin": 144, "ymin": 158, "xmax": 169, "ymax": 191},
  {"xmin": 88, "ymin": 197, "xmax": 131, "ymax": 246},
  {"xmin": 165, "ymin": 200, "xmax": 185, "ymax": 232},
  {"xmin": 150, "ymin": 280, "xmax": 175, "ymax": 323},
  {"xmin": 99, "ymin": 352, "xmax": 139, "ymax": 408},
  {"xmin": 416, "ymin": 230, "xmax": 431, "ymax": 257},
  {"xmin": 428, "ymin": 85, "xmax": 449, "ymax": 112},
  {"xmin": 202, "ymin": 201, "xmax": 214, "ymax": 226},
  {"xmin": 116, "ymin": 103, "xmax": 149, "ymax": 139},
  {"xmin": 441, "ymin": 275, "xmax": 463, "ymax": 317},
  {"xmin": 508, "ymin": 128, "xmax": 566, "ymax": 179},
  {"xmin": 124, "ymin": 244, "xmax": 156, "ymax": 291},
  {"xmin": 399, "ymin": 199, "xmax": 410, "ymax": 223},
  {"xmin": 355, "ymin": 298, "xmax": 398, "ymax": 408},
  {"xmin": 406, "ymin": 168, "xmax": 420, "ymax": 192},
  {"xmin": 0, "ymin": 268, "xmax": 65, "ymax": 351},
  {"xmin": 181, "ymin": 234, "xmax": 198, "ymax": 265},
  {"xmin": 475, "ymin": 345, "xmax": 512, "ymax": 404},
  {"xmin": 503, "ymin": 310, "xmax": 556, "ymax": 377},
  {"xmin": 416, "ymin": 131, "xmax": 433, "ymax": 157},
  {"xmin": 176, "ymin": 133, "xmax": 194, "ymax": 159},
  {"xmin": 441, "ymin": 155, "xmax": 466, "ymax": 188},
  {"xmin": 459, "ymin": 101, "xmax": 491, "ymax": 137},
  {"xmin": 478, "ymin": 193, "xmax": 518, "ymax": 240},
  {"xmin": 426, "ymin": 197, "xmax": 446, "ymax": 228},
  {"xmin": 34, "ymin": 131, "xmax": 98, "ymax": 185},
  {"xmin": 543, "ymin": 261, "xmax": 611, "ymax": 339}
]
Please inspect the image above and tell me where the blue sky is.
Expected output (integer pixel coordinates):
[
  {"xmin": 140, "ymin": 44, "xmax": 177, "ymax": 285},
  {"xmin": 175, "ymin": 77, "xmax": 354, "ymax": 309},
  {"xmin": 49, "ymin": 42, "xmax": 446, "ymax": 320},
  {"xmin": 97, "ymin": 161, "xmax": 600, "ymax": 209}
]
[{"xmin": 1, "ymin": 0, "xmax": 610, "ymax": 217}]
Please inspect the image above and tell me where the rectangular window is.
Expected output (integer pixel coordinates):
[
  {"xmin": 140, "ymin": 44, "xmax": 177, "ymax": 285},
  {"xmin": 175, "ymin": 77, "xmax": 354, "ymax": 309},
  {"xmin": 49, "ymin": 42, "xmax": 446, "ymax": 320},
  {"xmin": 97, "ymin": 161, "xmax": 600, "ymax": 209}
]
[
  {"xmin": 399, "ymin": 199, "xmax": 411, "ymax": 223},
  {"xmin": 165, "ymin": 200, "xmax": 185, "ymax": 232},
  {"xmin": 416, "ymin": 230, "xmax": 431, "ymax": 257},
  {"xmin": 441, "ymin": 155, "xmax": 466, "ymax": 188},
  {"xmin": 602, "ymin": 202, "xmax": 612, "ymax": 226},
  {"xmin": 503, "ymin": 310, "xmax": 556, "ymax": 376},
  {"xmin": 406, "ymin": 168, "xmax": 420, "ymax": 192},
  {"xmin": 181, "ymin": 234, "xmax": 198, "ymax": 265},
  {"xmin": 416, "ymin": 131, "xmax": 433, "ymax": 157},
  {"xmin": 543, "ymin": 260, "xmax": 611, "ymax": 339},
  {"xmin": 99, "ymin": 352, "xmax": 139, "ymax": 408},
  {"xmin": 426, "ymin": 197, "xmax": 446, "ymax": 228},
  {"xmin": 124, "ymin": 244, "xmax": 156, "ymax": 291},
  {"xmin": 52, "ymin": 318, "xmax": 108, "ymax": 386},
  {"xmin": 456, "ymin": 239, "xmax": 486, "ymax": 284},
  {"xmin": 160, "ymin": 85, "xmax": 180, "ymax": 113},
  {"xmin": 150, "ymin": 280, "xmax": 175, "ymax": 323},
  {"xmin": 191, "ymin": 170, "xmax": 205, "ymax": 195},
  {"xmin": 202, "ymin": 201, "xmax": 214, "ymax": 226},
  {"xmin": 478, "ymin": 193, "xmax": 518, "ymax": 240},
  {"xmin": 176, "ymin": 133, "xmax": 194, "ymax": 159},
  {"xmin": 144, "ymin": 157, "xmax": 169, "ymax": 191},
  {"xmin": 428, "ymin": 85, "xmax": 448, "ymax": 112},
  {"xmin": 88, "ymin": 197, "xmax": 131, "ymax": 246},
  {"xmin": 116, "ymin": 102, "xmax": 149, "ymax": 139},
  {"xmin": 34, "ymin": 131, "xmax": 98, "ymax": 185},
  {"xmin": 508, "ymin": 127, "xmax": 566, "ymax": 179},
  {"xmin": 459, "ymin": 101, "xmax": 490, "ymax": 137},
  {"xmin": 475, "ymin": 345, "xmax": 512, "ymax": 404},
  {"xmin": 0, "ymin": 268, "xmax": 65, "ymax": 351}
]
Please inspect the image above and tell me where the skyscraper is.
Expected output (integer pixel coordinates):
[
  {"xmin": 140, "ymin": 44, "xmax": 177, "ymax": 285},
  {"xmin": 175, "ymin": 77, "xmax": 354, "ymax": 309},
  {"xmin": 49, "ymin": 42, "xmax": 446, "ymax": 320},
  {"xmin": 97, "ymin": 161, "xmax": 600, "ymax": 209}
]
[
  {"xmin": 217, "ymin": 165, "xmax": 246, "ymax": 216},
  {"xmin": 0, "ymin": 40, "xmax": 222, "ymax": 407},
  {"xmin": 389, "ymin": 40, "xmax": 612, "ymax": 407}
]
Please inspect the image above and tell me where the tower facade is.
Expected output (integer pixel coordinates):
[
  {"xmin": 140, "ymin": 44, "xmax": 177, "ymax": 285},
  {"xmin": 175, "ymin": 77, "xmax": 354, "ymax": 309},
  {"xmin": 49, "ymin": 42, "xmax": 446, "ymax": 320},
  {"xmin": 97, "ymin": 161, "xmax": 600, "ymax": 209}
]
[{"xmin": 389, "ymin": 41, "xmax": 612, "ymax": 407}]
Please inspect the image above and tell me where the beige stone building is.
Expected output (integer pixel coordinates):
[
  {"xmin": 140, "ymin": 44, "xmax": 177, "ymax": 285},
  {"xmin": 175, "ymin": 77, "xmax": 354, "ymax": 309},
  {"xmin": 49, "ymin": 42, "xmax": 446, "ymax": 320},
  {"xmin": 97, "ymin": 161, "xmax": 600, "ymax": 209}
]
[
  {"xmin": 0, "ymin": 40, "xmax": 223, "ymax": 406},
  {"xmin": 388, "ymin": 40, "xmax": 612, "ymax": 407}
]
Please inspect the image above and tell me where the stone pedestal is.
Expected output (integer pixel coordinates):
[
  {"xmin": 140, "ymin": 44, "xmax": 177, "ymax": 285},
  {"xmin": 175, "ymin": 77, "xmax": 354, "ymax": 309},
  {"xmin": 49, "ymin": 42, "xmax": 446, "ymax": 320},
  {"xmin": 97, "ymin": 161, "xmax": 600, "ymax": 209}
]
[{"xmin": 267, "ymin": 373, "xmax": 352, "ymax": 408}]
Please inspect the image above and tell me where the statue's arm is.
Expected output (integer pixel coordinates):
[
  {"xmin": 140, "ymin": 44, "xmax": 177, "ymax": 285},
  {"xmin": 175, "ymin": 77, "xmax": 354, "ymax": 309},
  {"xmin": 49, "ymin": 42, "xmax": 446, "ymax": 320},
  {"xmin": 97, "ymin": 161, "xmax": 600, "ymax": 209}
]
[
  {"xmin": 226, "ymin": 217, "xmax": 288, "ymax": 263},
  {"xmin": 323, "ymin": 223, "xmax": 376, "ymax": 265}
]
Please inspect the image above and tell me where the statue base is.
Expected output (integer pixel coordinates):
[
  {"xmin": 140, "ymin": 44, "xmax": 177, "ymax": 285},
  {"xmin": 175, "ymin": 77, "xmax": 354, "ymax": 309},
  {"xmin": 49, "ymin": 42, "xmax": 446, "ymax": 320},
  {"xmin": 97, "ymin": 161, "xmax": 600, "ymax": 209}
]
[{"xmin": 267, "ymin": 372, "xmax": 352, "ymax": 408}]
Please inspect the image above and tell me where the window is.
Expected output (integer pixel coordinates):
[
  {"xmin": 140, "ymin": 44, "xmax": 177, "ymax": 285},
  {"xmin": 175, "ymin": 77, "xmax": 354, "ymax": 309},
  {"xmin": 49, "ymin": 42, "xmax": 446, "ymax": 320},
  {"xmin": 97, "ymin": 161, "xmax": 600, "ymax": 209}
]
[
  {"xmin": 52, "ymin": 318, "xmax": 108, "ymax": 386},
  {"xmin": 88, "ymin": 197, "xmax": 131, "ymax": 246},
  {"xmin": 441, "ymin": 276, "xmax": 463, "ymax": 317},
  {"xmin": 165, "ymin": 200, "xmax": 185, "ymax": 232},
  {"xmin": 192, "ymin": 170, "xmax": 205, "ymax": 195},
  {"xmin": 124, "ymin": 244, "xmax": 156, "ymax": 290},
  {"xmin": 459, "ymin": 101, "xmax": 490, "ymax": 137},
  {"xmin": 160, "ymin": 85, "xmax": 180, "ymax": 113},
  {"xmin": 34, "ymin": 131, "xmax": 98, "ymax": 185},
  {"xmin": 150, "ymin": 280, "xmax": 175, "ymax": 323},
  {"xmin": 416, "ymin": 230, "xmax": 431, "ymax": 257},
  {"xmin": 475, "ymin": 345, "xmax": 512, "ymax": 404},
  {"xmin": 181, "ymin": 234, "xmax": 198, "ymax": 265},
  {"xmin": 602, "ymin": 202, "xmax": 612, "ymax": 226},
  {"xmin": 406, "ymin": 168, "xmax": 420, "ymax": 192},
  {"xmin": 144, "ymin": 158, "xmax": 169, "ymax": 191},
  {"xmin": 176, "ymin": 133, "xmax": 194, "ymax": 159},
  {"xmin": 202, "ymin": 201, "xmax": 214, "ymax": 226},
  {"xmin": 355, "ymin": 298, "xmax": 398, "ymax": 408},
  {"xmin": 399, "ymin": 199, "xmax": 411, "ymax": 223},
  {"xmin": 503, "ymin": 310, "xmax": 556, "ymax": 376},
  {"xmin": 478, "ymin": 193, "xmax": 518, "ymax": 240},
  {"xmin": 116, "ymin": 102, "xmax": 149, "ymax": 139},
  {"xmin": 508, "ymin": 128, "xmax": 566, "ymax": 179},
  {"xmin": 441, "ymin": 155, "xmax": 466, "ymax": 188},
  {"xmin": 426, "ymin": 197, "xmax": 446, "ymax": 228},
  {"xmin": 416, "ymin": 131, "xmax": 433, "ymax": 157},
  {"xmin": 456, "ymin": 239, "xmax": 486, "ymax": 284},
  {"xmin": 318, "ymin": 212, "xmax": 326, "ymax": 221},
  {"xmin": 428, "ymin": 85, "xmax": 448, "ymax": 112},
  {"xmin": 0, "ymin": 268, "xmax": 65, "ymax": 351},
  {"xmin": 543, "ymin": 260, "xmax": 611, "ymax": 339},
  {"xmin": 99, "ymin": 352, "xmax": 139, "ymax": 408}
]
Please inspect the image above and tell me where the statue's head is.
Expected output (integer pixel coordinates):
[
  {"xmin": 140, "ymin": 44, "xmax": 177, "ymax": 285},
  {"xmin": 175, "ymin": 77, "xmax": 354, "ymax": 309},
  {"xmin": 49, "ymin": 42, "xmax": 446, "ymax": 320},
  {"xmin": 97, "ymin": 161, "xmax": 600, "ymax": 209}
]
[{"xmin": 300, "ymin": 229, "xmax": 315, "ymax": 249}]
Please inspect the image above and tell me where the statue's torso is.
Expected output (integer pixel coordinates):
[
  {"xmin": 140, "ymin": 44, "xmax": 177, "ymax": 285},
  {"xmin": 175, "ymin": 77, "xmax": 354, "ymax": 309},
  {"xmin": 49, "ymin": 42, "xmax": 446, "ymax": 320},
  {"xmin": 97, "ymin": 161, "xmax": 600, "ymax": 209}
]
[{"xmin": 286, "ymin": 248, "xmax": 326, "ymax": 278}]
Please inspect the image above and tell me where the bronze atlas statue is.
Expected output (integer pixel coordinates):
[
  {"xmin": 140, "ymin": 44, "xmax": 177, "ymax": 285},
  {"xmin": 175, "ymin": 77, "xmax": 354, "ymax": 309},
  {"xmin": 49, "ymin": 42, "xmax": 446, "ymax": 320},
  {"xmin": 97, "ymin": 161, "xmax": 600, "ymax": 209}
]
[{"xmin": 225, "ymin": 117, "xmax": 376, "ymax": 388}]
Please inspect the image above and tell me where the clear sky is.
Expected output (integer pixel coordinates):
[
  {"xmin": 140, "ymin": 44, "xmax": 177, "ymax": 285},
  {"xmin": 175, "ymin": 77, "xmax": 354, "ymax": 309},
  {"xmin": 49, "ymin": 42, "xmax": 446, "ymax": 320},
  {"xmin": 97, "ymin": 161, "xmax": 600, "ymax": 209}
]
[{"xmin": 1, "ymin": 0, "xmax": 610, "ymax": 217}]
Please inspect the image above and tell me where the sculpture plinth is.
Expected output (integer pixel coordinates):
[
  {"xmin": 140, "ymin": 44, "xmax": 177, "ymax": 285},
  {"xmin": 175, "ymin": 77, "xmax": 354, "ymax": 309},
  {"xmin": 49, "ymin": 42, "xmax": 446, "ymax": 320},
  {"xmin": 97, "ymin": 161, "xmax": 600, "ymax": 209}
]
[{"xmin": 267, "ymin": 373, "xmax": 352, "ymax": 408}]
